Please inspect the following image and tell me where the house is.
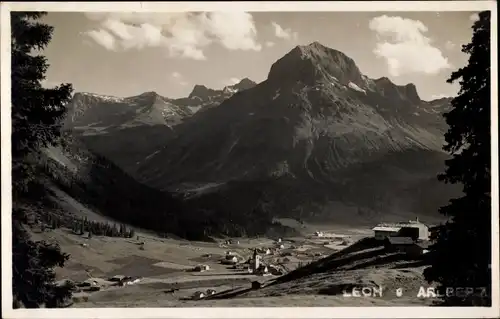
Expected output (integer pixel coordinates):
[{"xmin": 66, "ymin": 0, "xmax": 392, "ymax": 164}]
[
  {"xmin": 108, "ymin": 275, "xmax": 125, "ymax": 282},
  {"xmin": 385, "ymin": 236, "xmax": 415, "ymax": 251},
  {"xmin": 193, "ymin": 291, "xmax": 205, "ymax": 300},
  {"xmin": 118, "ymin": 277, "xmax": 136, "ymax": 286},
  {"xmin": 206, "ymin": 289, "xmax": 216, "ymax": 296},
  {"xmin": 374, "ymin": 218, "xmax": 430, "ymax": 241},
  {"xmin": 256, "ymin": 265, "xmax": 268, "ymax": 275},
  {"xmin": 314, "ymin": 231, "xmax": 324, "ymax": 237},
  {"xmin": 385, "ymin": 237, "xmax": 431, "ymax": 258},
  {"xmin": 372, "ymin": 225, "xmax": 401, "ymax": 240},
  {"xmin": 222, "ymin": 255, "xmax": 238, "ymax": 265},
  {"xmin": 257, "ymin": 247, "xmax": 267, "ymax": 254},
  {"xmin": 193, "ymin": 264, "xmax": 210, "ymax": 272},
  {"xmin": 413, "ymin": 241, "xmax": 431, "ymax": 257}
]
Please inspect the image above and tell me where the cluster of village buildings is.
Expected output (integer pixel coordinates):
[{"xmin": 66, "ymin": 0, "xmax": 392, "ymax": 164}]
[{"xmin": 189, "ymin": 239, "xmax": 288, "ymax": 300}]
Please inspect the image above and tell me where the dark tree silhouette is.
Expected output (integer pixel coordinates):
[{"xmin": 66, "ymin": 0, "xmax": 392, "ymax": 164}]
[
  {"xmin": 424, "ymin": 11, "xmax": 491, "ymax": 306},
  {"xmin": 11, "ymin": 12, "xmax": 74, "ymax": 308}
]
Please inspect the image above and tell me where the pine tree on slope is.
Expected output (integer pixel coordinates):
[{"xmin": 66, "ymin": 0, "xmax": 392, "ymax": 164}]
[
  {"xmin": 11, "ymin": 12, "xmax": 74, "ymax": 308},
  {"xmin": 423, "ymin": 11, "xmax": 492, "ymax": 306}
]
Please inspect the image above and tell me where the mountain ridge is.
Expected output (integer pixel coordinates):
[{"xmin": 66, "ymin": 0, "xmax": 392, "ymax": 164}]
[{"xmin": 65, "ymin": 41, "xmax": 459, "ymax": 225}]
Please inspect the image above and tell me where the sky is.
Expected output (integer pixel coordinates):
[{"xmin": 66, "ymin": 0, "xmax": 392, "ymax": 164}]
[{"xmin": 39, "ymin": 11, "xmax": 481, "ymax": 100}]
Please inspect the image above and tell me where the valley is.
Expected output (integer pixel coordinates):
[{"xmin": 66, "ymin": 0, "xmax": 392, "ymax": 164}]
[
  {"xmin": 24, "ymin": 42, "xmax": 459, "ymax": 307},
  {"xmin": 31, "ymin": 217, "xmax": 437, "ymax": 307}
]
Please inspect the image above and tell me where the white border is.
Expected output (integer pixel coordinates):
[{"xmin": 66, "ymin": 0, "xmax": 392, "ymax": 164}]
[{"xmin": 1, "ymin": 1, "xmax": 498, "ymax": 319}]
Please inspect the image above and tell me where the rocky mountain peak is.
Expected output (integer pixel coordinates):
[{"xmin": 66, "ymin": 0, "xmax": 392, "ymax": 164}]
[
  {"xmin": 138, "ymin": 91, "xmax": 160, "ymax": 98},
  {"xmin": 188, "ymin": 84, "xmax": 219, "ymax": 100},
  {"xmin": 374, "ymin": 77, "xmax": 421, "ymax": 104},
  {"xmin": 231, "ymin": 78, "xmax": 257, "ymax": 91},
  {"xmin": 402, "ymin": 83, "xmax": 421, "ymax": 103},
  {"xmin": 267, "ymin": 42, "xmax": 364, "ymax": 87}
]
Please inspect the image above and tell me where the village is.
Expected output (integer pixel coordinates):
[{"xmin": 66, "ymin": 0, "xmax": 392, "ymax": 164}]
[{"xmin": 35, "ymin": 216, "xmax": 435, "ymax": 306}]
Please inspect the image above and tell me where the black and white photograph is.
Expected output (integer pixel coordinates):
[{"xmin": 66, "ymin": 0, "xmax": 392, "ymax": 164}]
[{"xmin": 1, "ymin": 1, "xmax": 498, "ymax": 318}]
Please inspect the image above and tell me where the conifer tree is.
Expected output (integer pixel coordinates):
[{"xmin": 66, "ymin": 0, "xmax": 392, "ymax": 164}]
[
  {"xmin": 11, "ymin": 12, "xmax": 74, "ymax": 308},
  {"xmin": 424, "ymin": 11, "xmax": 492, "ymax": 306}
]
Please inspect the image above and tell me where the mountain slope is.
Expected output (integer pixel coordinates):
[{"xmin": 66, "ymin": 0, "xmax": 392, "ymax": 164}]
[
  {"xmin": 38, "ymin": 134, "xmax": 295, "ymax": 239},
  {"xmin": 135, "ymin": 42, "xmax": 459, "ymax": 223},
  {"xmin": 64, "ymin": 79, "xmax": 257, "ymax": 176},
  {"xmin": 223, "ymin": 237, "xmax": 433, "ymax": 305},
  {"xmin": 64, "ymin": 91, "xmax": 191, "ymax": 174},
  {"xmin": 67, "ymin": 91, "xmax": 192, "ymax": 131}
]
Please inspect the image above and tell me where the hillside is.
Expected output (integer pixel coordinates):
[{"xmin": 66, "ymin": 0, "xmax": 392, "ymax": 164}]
[
  {"xmin": 37, "ymin": 135, "xmax": 295, "ymax": 240},
  {"xmin": 133, "ymin": 42, "xmax": 459, "ymax": 223},
  {"xmin": 216, "ymin": 237, "xmax": 435, "ymax": 306}
]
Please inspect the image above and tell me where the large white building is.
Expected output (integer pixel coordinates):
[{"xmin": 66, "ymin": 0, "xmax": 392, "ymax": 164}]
[{"xmin": 372, "ymin": 218, "xmax": 429, "ymax": 241}]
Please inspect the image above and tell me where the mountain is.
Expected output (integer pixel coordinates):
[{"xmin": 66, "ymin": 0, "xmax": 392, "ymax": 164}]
[
  {"xmin": 67, "ymin": 91, "xmax": 192, "ymax": 130},
  {"xmin": 172, "ymin": 78, "xmax": 257, "ymax": 113},
  {"xmin": 135, "ymin": 42, "xmax": 459, "ymax": 224},
  {"xmin": 64, "ymin": 79, "xmax": 257, "ymax": 175},
  {"xmin": 63, "ymin": 91, "xmax": 192, "ymax": 174}
]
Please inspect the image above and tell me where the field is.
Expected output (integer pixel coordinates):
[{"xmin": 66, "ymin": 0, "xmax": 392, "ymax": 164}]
[{"xmin": 28, "ymin": 215, "xmax": 438, "ymax": 307}]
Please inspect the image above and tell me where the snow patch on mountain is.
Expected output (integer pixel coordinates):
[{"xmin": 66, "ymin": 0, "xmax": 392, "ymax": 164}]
[
  {"xmin": 77, "ymin": 92, "xmax": 126, "ymax": 103},
  {"xmin": 348, "ymin": 82, "xmax": 366, "ymax": 94},
  {"xmin": 189, "ymin": 106, "xmax": 203, "ymax": 113},
  {"xmin": 273, "ymin": 90, "xmax": 281, "ymax": 100}
]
